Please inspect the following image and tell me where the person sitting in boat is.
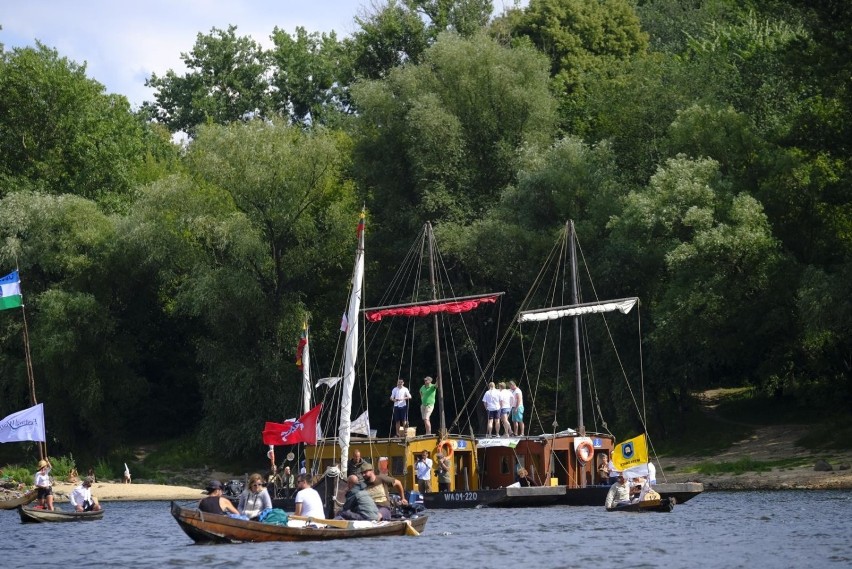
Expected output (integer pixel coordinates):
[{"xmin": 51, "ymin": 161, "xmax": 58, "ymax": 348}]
[
  {"xmin": 294, "ymin": 473, "xmax": 325, "ymax": 518},
  {"xmin": 435, "ymin": 453, "xmax": 452, "ymax": 492},
  {"xmin": 337, "ymin": 474, "xmax": 380, "ymax": 521},
  {"xmin": 33, "ymin": 459, "xmax": 54, "ymax": 511},
  {"xmin": 509, "ymin": 380, "xmax": 524, "ymax": 436},
  {"xmin": 69, "ymin": 476, "xmax": 101, "ymax": 512},
  {"xmin": 361, "ymin": 461, "xmax": 408, "ymax": 520},
  {"xmin": 390, "ymin": 378, "xmax": 412, "ymax": 437},
  {"xmin": 482, "ymin": 382, "xmax": 501, "ymax": 437},
  {"xmin": 198, "ymin": 480, "xmax": 241, "ymax": 516},
  {"xmin": 604, "ymin": 474, "xmax": 634, "ymax": 510},
  {"xmin": 238, "ymin": 472, "xmax": 273, "ymax": 520},
  {"xmin": 515, "ymin": 467, "xmax": 536, "ymax": 487}
]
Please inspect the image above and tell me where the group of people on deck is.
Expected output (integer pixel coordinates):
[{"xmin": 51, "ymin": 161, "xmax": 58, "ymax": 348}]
[
  {"xmin": 389, "ymin": 376, "xmax": 439, "ymax": 437},
  {"xmin": 482, "ymin": 381, "xmax": 524, "ymax": 437}
]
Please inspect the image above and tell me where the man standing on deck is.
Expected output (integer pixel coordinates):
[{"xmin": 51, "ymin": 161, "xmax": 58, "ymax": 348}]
[
  {"xmin": 482, "ymin": 382, "xmax": 501, "ymax": 437},
  {"xmin": 420, "ymin": 376, "xmax": 437, "ymax": 435},
  {"xmin": 390, "ymin": 378, "xmax": 411, "ymax": 437},
  {"xmin": 510, "ymin": 380, "xmax": 524, "ymax": 436}
]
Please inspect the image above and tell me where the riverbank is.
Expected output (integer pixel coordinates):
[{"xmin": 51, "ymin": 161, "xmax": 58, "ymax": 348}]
[
  {"xmin": 51, "ymin": 481, "xmax": 204, "ymax": 502},
  {"xmin": 656, "ymin": 423, "xmax": 852, "ymax": 490}
]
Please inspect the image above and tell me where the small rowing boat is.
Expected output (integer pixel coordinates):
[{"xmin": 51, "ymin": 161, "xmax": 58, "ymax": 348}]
[
  {"xmin": 171, "ymin": 502, "xmax": 427, "ymax": 543},
  {"xmin": 607, "ymin": 497, "xmax": 675, "ymax": 513},
  {"xmin": 0, "ymin": 488, "xmax": 37, "ymax": 510},
  {"xmin": 18, "ymin": 505, "xmax": 105, "ymax": 523}
]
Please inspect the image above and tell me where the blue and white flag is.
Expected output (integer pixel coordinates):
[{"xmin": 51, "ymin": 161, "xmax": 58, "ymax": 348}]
[
  {"xmin": 0, "ymin": 270, "xmax": 23, "ymax": 311},
  {"xmin": 0, "ymin": 403, "xmax": 46, "ymax": 443}
]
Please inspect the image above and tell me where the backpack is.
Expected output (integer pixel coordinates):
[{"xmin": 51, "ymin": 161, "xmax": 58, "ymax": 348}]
[{"xmin": 258, "ymin": 508, "xmax": 289, "ymax": 525}]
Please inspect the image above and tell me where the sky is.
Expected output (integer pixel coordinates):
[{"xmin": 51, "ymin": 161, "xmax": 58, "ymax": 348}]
[{"xmin": 2, "ymin": 1, "xmax": 524, "ymax": 110}]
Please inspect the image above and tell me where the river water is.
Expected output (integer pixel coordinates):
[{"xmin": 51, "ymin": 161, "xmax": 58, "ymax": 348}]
[{"xmin": 2, "ymin": 491, "xmax": 849, "ymax": 568}]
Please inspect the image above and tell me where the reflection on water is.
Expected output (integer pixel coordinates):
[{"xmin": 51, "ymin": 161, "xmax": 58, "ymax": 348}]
[{"xmin": 1, "ymin": 491, "xmax": 850, "ymax": 568}]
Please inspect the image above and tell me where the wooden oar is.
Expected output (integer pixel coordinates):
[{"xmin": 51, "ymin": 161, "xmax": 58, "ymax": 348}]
[
  {"xmin": 404, "ymin": 521, "xmax": 420, "ymax": 536},
  {"xmin": 289, "ymin": 514, "xmax": 354, "ymax": 529}
]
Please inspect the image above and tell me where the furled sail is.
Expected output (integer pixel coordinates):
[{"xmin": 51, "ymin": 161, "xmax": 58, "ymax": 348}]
[
  {"xmin": 364, "ymin": 294, "xmax": 499, "ymax": 322},
  {"xmin": 517, "ymin": 298, "xmax": 638, "ymax": 323}
]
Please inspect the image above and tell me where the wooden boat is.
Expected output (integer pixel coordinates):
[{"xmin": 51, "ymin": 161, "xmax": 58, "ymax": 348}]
[
  {"xmin": 0, "ymin": 488, "xmax": 37, "ymax": 510},
  {"xmin": 18, "ymin": 505, "xmax": 104, "ymax": 523},
  {"xmin": 170, "ymin": 502, "xmax": 427, "ymax": 543},
  {"xmin": 303, "ymin": 218, "xmax": 502, "ymax": 514},
  {"xmin": 427, "ymin": 221, "xmax": 702, "ymax": 509},
  {"xmin": 607, "ymin": 497, "xmax": 675, "ymax": 513}
]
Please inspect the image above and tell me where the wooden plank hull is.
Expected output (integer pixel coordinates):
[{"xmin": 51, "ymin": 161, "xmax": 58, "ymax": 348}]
[
  {"xmin": 0, "ymin": 489, "xmax": 37, "ymax": 510},
  {"xmin": 607, "ymin": 497, "xmax": 675, "ymax": 513},
  {"xmin": 18, "ymin": 506, "xmax": 104, "ymax": 523},
  {"xmin": 170, "ymin": 502, "xmax": 428, "ymax": 543}
]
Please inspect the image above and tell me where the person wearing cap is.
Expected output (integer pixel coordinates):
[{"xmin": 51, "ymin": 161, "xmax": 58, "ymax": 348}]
[
  {"xmin": 34, "ymin": 458, "xmax": 54, "ymax": 510},
  {"xmin": 604, "ymin": 473, "xmax": 633, "ymax": 510},
  {"xmin": 69, "ymin": 477, "xmax": 101, "ymax": 512},
  {"xmin": 361, "ymin": 461, "xmax": 408, "ymax": 520},
  {"xmin": 294, "ymin": 473, "xmax": 324, "ymax": 518},
  {"xmin": 198, "ymin": 480, "xmax": 241, "ymax": 515},
  {"xmin": 419, "ymin": 376, "xmax": 437, "ymax": 435}
]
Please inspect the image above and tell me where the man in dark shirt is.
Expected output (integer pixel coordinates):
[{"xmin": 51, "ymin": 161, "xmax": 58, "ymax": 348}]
[{"xmin": 198, "ymin": 480, "xmax": 240, "ymax": 515}]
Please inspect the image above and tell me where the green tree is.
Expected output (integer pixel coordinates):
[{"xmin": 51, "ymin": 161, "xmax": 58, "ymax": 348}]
[
  {"xmin": 352, "ymin": 32, "xmax": 557, "ymax": 250},
  {"xmin": 125, "ymin": 120, "xmax": 357, "ymax": 456},
  {"xmin": 144, "ymin": 26, "xmax": 271, "ymax": 136},
  {"xmin": 0, "ymin": 44, "xmax": 150, "ymax": 207}
]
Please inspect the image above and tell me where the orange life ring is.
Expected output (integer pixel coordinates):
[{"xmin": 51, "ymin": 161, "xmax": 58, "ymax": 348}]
[
  {"xmin": 436, "ymin": 440, "xmax": 454, "ymax": 459},
  {"xmin": 576, "ymin": 441, "xmax": 594, "ymax": 464}
]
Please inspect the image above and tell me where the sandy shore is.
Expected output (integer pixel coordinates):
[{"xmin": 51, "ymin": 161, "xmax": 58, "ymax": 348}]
[{"xmin": 50, "ymin": 481, "xmax": 205, "ymax": 502}]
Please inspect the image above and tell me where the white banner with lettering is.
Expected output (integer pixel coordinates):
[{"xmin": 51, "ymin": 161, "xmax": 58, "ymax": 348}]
[{"xmin": 0, "ymin": 403, "xmax": 46, "ymax": 443}]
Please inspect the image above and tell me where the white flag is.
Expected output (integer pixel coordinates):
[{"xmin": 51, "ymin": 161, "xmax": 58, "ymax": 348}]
[
  {"xmin": 315, "ymin": 376, "xmax": 342, "ymax": 388},
  {"xmin": 0, "ymin": 403, "xmax": 46, "ymax": 443},
  {"xmin": 350, "ymin": 410, "xmax": 371, "ymax": 436}
]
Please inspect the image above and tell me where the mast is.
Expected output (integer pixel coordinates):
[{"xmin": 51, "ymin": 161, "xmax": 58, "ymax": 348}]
[
  {"xmin": 338, "ymin": 211, "xmax": 365, "ymax": 472},
  {"xmin": 569, "ymin": 220, "xmax": 585, "ymax": 437},
  {"xmin": 426, "ymin": 222, "xmax": 447, "ymax": 437}
]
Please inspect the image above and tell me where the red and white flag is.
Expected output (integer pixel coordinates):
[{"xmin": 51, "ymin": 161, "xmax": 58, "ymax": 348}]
[{"xmin": 262, "ymin": 404, "xmax": 322, "ymax": 446}]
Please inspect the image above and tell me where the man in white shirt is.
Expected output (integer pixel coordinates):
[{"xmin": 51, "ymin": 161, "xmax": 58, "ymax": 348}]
[
  {"xmin": 389, "ymin": 378, "xmax": 412, "ymax": 437},
  {"xmin": 414, "ymin": 450, "xmax": 433, "ymax": 493},
  {"xmin": 481, "ymin": 382, "xmax": 501, "ymax": 437},
  {"xmin": 293, "ymin": 474, "xmax": 325, "ymax": 518},
  {"xmin": 69, "ymin": 477, "xmax": 101, "ymax": 512}
]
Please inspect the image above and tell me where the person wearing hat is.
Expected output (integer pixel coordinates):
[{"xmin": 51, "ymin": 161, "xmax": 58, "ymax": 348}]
[
  {"xmin": 361, "ymin": 461, "xmax": 408, "ymax": 521},
  {"xmin": 34, "ymin": 458, "xmax": 54, "ymax": 511},
  {"xmin": 604, "ymin": 473, "xmax": 633, "ymax": 510},
  {"xmin": 70, "ymin": 477, "xmax": 101, "ymax": 512},
  {"xmin": 198, "ymin": 480, "xmax": 241, "ymax": 515}
]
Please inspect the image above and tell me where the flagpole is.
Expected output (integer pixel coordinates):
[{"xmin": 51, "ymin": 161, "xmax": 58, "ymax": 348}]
[{"xmin": 16, "ymin": 267, "xmax": 46, "ymax": 461}]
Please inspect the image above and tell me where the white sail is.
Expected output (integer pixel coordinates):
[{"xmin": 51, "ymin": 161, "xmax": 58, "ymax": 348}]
[
  {"xmin": 301, "ymin": 327, "xmax": 311, "ymax": 414},
  {"xmin": 517, "ymin": 298, "xmax": 637, "ymax": 323},
  {"xmin": 338, "ymin": 213, "xmax": 365, "ymax": 470}
]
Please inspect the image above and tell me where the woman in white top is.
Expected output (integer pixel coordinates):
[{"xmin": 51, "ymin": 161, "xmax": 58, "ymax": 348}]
[
  {"xmin": 238, "ymin": 472, "xmax": 273, "ymax": 520},
  {"xmin": 33, "ymin": 458, "xmax": 54, "ymax": 510}
]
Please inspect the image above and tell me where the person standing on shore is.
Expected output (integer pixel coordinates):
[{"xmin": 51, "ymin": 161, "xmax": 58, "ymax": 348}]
[
  {"xmin": 34, "ymin": 459, "xmax": 54, "ymax": 511},
  {"xmin": 419, "ymin": 376, "xmax": 437, "ymax": 435}
]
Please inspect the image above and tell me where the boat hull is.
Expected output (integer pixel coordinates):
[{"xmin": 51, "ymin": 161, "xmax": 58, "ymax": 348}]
[
  {"xmin": 18, "ymin": 506, "xmax": 104, "ymax": 523},
  {"xmin": 0, "ymin": 489, "xmax": 37, "ymax": 510},
  {"xmin": 607, "ymin": 497, "xmax": 675, "ymax": 513},
  {"xmin": 170, "ymin": 502, "xmax": 428, "ymax": 543},
  {"xmin": 423, "ymin": 482, "xmax": 703, "ymax": 509}
]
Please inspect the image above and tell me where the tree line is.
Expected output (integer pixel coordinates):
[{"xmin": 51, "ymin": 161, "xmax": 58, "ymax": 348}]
[{"xmin": 1, "ymin": 0, "xmax": 849, "ymax": 459}]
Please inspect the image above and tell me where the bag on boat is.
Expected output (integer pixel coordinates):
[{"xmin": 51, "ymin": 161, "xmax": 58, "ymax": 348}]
[{"xmin": 258, "ymin": 508, "xmax": 288, "ymax": 525}]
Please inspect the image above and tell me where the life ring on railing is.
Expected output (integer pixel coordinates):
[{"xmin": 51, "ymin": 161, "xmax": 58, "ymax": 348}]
[
  {"xmin": 436, "ymin": 440, "xmax": 454, "ymax": 459},
  {"xmin": 576, "ymin": 441, "xmax": 594, "ymax": 464}
]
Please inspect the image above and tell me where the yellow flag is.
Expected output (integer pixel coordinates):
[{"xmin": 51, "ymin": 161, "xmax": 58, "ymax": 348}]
[{"xmin": 612, "ymin": 434, "xmax": 649, "ymax": 475}]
